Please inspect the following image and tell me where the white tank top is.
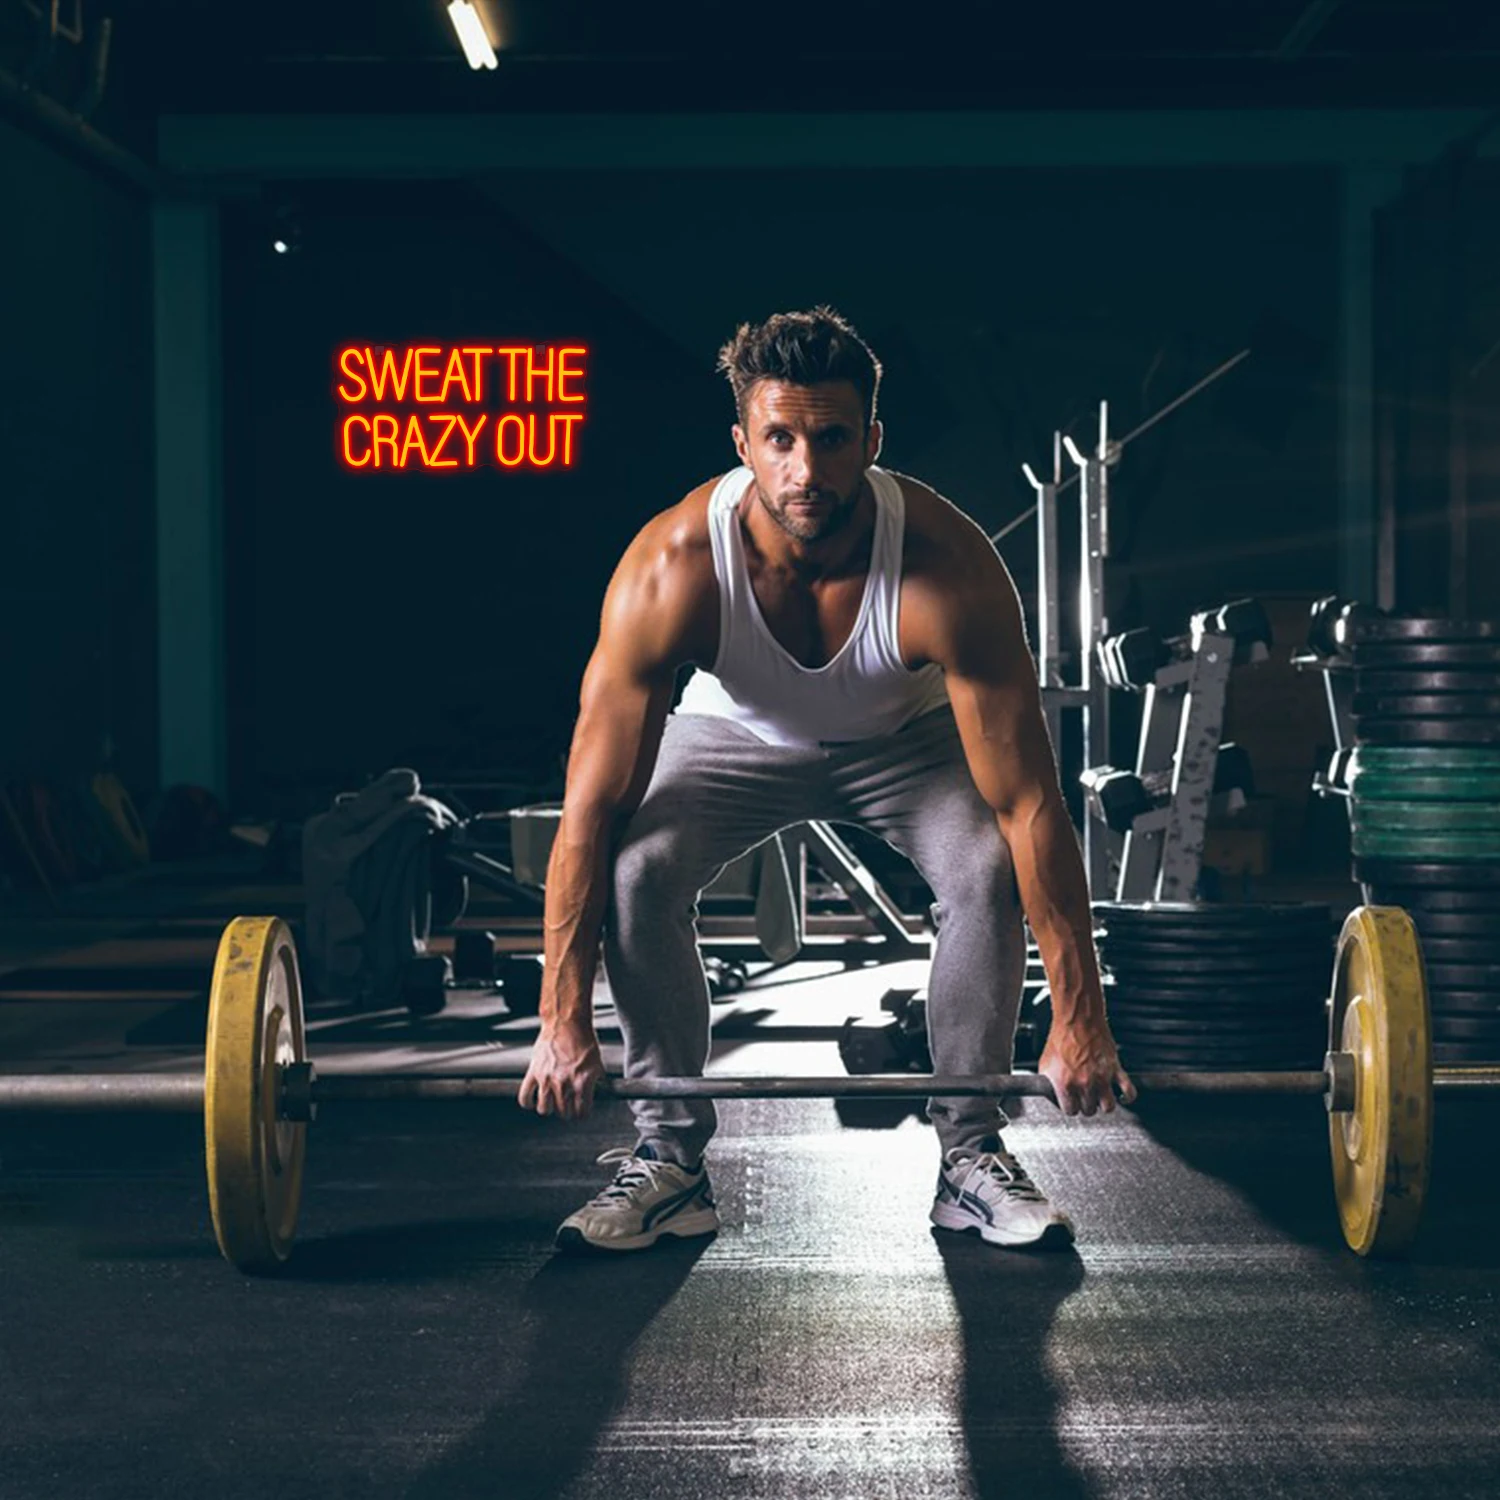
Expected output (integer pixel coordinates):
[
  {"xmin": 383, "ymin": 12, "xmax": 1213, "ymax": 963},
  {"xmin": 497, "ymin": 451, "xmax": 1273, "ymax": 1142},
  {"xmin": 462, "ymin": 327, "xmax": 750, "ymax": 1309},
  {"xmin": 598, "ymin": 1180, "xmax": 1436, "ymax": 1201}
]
[{"xmin": 673, "ymin": 465, "xmax": 950, "ymax": 747}]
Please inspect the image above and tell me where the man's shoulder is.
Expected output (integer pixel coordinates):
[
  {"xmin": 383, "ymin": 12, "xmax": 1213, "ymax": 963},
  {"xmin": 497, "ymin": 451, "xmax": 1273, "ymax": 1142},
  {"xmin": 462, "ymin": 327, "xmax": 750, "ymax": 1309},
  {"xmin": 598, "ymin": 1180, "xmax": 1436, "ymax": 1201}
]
[
  {"xmin": 633, "ymin": 474, "xmax": 729, "ymax": 568},
  {"xmin": 887, "ymin": 471, "xmax": 994, "ymax": 572}
]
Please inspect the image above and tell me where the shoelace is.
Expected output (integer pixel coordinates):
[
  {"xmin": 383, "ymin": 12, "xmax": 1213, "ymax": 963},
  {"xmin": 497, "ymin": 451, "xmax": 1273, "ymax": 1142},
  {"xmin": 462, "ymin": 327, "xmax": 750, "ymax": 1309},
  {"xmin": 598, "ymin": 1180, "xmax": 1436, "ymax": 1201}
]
[
  {"xmin": 947, "ymin": 1148, "xmax": 1046, "ymax": 1203},
  {"xmin": 588, "ymin": 1146, "xmax": 681, "ymax": 1206}
]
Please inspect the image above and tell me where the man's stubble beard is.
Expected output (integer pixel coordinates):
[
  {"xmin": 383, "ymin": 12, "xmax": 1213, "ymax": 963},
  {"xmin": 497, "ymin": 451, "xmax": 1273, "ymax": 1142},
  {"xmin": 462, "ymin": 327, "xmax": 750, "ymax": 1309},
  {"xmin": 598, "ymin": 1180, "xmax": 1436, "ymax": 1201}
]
[{"xmin": 755, "ymin": 473, "xmax": 865, "ymax": 544}]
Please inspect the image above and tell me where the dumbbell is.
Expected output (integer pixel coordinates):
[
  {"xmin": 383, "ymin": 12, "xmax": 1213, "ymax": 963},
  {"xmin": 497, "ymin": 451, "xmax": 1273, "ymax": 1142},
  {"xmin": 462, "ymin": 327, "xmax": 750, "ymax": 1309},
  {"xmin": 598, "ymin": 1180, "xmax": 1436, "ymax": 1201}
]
[
  {"xmin": 1306, "ymin": 596, "xmax": 1385, "ymax": 661},
  {"xmin": 1099, "ymin": 600, "xmax": 1273, "ymax": 691},
  {"xmin": 1081, "ymin": 743, "xmax": 1256, "ymax": 833}
]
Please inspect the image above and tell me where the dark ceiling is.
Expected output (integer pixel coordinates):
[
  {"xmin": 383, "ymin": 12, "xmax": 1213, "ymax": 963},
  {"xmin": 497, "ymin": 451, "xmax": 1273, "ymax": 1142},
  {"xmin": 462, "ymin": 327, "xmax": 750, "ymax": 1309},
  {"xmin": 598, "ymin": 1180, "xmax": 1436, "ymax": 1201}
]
[{"xmin": 12, "ymin": 0, "xmax": 1500, "ymax": 122}]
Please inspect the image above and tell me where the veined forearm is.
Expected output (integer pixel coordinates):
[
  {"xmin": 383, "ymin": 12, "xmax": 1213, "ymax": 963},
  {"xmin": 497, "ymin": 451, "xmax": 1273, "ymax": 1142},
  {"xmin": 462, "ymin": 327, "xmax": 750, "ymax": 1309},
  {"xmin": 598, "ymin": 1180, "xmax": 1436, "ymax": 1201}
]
[
  {"xmin": 539, "ymin": 812, "xmax": 618, "ymax": 1030},
  {"xmin": 995, "ymin": 796, "xmax": 1106, "ymax": 1029}
]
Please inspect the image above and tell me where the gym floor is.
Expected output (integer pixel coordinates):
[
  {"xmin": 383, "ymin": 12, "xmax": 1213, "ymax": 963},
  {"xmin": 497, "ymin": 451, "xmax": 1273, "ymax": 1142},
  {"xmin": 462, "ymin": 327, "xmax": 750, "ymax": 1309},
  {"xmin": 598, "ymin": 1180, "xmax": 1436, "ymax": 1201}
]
[{"xmin": 3, "ymin": 859, "xmax": 1499, "ymax": 1500}]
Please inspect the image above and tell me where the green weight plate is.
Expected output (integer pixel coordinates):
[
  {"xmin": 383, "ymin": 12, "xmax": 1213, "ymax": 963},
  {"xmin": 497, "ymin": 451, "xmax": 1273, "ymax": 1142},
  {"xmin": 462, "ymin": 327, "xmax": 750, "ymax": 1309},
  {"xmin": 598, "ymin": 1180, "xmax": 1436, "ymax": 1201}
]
[
  {"xmin": 1352, "ymin": 745, "xmax": 1500, "ymax": 772},
  {"xmin": 1350, "ymin": 801, "xmax": 1500, "ymax": 833},
  {"xmin": 1352, "ymin": 693, "xmax": 1500, "ymax": 718},
  {"xmin": 1350, "ymin": 618, "xmax": 1500, "ymax": 645},
  {"xmin": 1353, "ymin": 643, "xmax": 1500, "ymax": 668},
  {"xmin": 1355, "ymin": 858, "xmax": 1500, "ymax": 889},
  {"xmin": 1356, "ymin": 719, "xmax": 1500, "ymax": 747},
  {"xmin": 1356, "ymin": 669, "xmax": 1500, "ymax": 695},
  {"xmin": 1349, "ymin": 771, "xmax": 1500, "ymax": 802},
  {"xmin": 1352, "ymin": 826, "xmax": 1500, "ymax": 859}
]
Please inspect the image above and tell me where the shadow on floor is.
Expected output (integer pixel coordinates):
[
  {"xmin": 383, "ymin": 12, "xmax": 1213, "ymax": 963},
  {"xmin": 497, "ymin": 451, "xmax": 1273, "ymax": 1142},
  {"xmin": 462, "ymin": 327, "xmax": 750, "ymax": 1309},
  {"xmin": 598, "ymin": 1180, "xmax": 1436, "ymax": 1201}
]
[
  {"xmin": 400, "ymin": 1237, "xmax": 709, "ymax": 1500},
  {"xmin": 1133, "ymin": 1092, "xmax": 1500, "ymax": 1270},
  {"xmin": 934, "ymin": 1231, "xmax": 1093, "ymax": 1500}
]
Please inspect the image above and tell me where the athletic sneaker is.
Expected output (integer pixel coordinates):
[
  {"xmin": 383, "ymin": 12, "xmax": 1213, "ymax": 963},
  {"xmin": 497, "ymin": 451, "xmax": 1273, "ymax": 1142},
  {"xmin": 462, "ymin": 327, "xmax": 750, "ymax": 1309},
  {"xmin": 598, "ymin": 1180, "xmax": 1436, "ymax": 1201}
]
[
  {"xmin": 930, "ymin": 1144, "xmax": 1076, "ymax": 1249},
  {"xmin": 555, "ymin": 1145, "xmax": 720, "ymax": 1253}
]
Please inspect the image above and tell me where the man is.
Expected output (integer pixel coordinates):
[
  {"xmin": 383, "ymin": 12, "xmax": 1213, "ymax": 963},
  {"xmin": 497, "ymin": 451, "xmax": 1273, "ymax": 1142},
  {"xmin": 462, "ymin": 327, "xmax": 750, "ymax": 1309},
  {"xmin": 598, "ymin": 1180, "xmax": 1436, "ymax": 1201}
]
[{"xmin": 519, "ymin": 306, "xmax": 1134, "ymax": 1253}]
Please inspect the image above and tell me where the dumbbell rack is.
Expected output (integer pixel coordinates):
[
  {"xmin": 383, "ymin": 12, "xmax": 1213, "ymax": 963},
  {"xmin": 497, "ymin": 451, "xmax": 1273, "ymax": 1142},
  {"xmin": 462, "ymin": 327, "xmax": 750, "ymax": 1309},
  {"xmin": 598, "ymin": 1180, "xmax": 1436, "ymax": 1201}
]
[{"xmin": 1108, "ymin": 629, "xmax": 1239, "ymax": 901}]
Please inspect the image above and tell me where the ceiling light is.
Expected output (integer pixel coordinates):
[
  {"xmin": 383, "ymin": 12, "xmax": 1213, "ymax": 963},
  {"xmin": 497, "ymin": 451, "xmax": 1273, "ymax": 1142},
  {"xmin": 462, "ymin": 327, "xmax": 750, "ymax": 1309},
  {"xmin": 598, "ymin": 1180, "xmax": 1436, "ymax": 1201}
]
[{"xmin": 446, "ymin": 2, "xmax": 498, "ymax": 71}]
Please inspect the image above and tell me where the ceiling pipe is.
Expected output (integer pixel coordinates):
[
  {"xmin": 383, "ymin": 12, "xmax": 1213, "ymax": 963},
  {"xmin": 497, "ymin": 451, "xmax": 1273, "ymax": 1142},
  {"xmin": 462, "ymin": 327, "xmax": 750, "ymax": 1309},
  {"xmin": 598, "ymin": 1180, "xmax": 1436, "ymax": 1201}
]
[{"xmin": 0, "ymin": 59, "xmax": 162, "ymax": 196}]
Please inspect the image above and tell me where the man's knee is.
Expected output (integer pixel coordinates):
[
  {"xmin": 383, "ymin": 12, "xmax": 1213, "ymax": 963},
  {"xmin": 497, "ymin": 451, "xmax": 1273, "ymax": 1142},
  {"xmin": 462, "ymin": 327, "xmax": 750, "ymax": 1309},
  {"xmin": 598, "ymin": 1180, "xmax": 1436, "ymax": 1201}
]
[
  {"xmin": 608, "ymin": 826, "xmax": 704, "ymax": 935},
  {"xmin": 931, "ymin": 842, "xmax": 1022, "ymax": 926}
]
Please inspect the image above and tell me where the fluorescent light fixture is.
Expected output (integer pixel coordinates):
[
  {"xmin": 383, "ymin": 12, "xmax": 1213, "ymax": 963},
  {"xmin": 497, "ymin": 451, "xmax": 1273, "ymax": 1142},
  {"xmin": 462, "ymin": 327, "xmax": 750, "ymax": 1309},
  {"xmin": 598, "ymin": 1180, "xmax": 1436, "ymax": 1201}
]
[{"xmin": 447, "ymin": 1, "xmax": 498, "ymax": 70}]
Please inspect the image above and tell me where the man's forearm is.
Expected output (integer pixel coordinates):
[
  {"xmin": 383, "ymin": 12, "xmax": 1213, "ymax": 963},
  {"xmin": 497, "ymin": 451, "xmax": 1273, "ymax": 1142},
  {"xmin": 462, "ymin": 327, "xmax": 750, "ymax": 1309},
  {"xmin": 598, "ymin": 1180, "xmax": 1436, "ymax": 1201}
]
[
  {"xmin": 539, "ymin": 808, "xmax": 617, "ymax": 1031},
  {"xmin": 995, "ymin": 795, "xmax": 1106, "ymax": 1030}
]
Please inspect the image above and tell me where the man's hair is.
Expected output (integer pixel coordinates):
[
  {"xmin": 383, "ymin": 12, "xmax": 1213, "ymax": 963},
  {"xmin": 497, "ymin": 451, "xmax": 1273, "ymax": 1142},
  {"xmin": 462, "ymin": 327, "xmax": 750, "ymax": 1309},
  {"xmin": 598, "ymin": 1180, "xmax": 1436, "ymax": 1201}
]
[{"xmin": 716, "ymin": 306, "xmax": 882, "ymax": 431}]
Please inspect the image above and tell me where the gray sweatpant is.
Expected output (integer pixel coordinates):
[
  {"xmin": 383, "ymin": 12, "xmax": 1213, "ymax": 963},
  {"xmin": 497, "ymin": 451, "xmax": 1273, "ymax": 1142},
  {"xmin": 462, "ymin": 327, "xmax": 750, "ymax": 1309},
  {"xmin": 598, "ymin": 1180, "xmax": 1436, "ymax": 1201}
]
[{"xmin": 600, "ymin": 704, "xmax": 1027, "ymax": 1164}]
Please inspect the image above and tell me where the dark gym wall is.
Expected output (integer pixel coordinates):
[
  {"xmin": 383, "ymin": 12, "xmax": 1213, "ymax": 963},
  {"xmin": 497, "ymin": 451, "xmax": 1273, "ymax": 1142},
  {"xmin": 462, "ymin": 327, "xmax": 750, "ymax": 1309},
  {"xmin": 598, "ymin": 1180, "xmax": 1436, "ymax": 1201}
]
[
  {"xmin": 220, "ymin": 182, "xmax": 729, "ymax": 809},
  {"xmin": 0, "ymin": 117, "xmax": 157, "ymax": 794},
  {"xmin": 225, "ymin": 165, "xmax": 1339, "ymax": 806}
]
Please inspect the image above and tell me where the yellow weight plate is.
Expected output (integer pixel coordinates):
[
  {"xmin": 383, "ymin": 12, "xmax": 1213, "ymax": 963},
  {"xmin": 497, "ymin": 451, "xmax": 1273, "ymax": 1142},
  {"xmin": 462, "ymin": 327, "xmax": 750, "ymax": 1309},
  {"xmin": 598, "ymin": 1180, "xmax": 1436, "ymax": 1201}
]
[
  {"xmin": 1327, "ymin": 906, "xmax": 1432, "ymax": 1256},
  {"xmin": 204, "ymin": 917, "xmax": 307, "ymax": 1272}
]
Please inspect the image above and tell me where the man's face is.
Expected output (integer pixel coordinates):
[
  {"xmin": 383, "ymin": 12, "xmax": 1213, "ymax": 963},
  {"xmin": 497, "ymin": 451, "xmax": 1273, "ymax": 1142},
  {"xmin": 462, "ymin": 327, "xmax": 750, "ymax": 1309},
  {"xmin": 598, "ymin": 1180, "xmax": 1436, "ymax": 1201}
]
[{"xmin": 733, "ymin": 379, "xmax": 882, "ymax": 545}]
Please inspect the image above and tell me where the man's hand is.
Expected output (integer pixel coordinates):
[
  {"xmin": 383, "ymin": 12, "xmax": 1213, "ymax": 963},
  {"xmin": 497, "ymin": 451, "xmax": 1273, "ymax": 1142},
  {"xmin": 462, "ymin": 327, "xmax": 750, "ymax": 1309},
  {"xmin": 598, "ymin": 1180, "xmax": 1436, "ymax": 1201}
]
[
  {"xmin": 517, "ymin": 1023, "xmax": 606, "ymax": 1120},
  {"xmin": 1038, "ymin": 1018, "xmax": 1137, "ymax": 1118}
]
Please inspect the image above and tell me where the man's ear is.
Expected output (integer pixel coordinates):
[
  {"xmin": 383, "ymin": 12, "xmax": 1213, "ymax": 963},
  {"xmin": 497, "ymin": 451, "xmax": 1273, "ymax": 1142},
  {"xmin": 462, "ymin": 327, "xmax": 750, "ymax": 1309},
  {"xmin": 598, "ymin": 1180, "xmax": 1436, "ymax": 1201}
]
[
  {"xmin": 732, "ymin": 424, "xmax": 750, "ymax": 466},
  {"xmin": 866, "ymin": 419, "xmax": 884, "ymax": 466}
]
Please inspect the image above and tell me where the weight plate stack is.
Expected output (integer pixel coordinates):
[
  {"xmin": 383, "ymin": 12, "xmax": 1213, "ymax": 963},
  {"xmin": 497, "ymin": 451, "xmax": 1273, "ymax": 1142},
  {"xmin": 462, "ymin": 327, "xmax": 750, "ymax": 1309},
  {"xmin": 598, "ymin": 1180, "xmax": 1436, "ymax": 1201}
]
[
  {"xmin": 1342, "ymin": 627, "xmax": 1500, "ymax": 1063},
  {"xmin": 1091, "ymin": 902, "xmax": 1334, "ymax": 1070}
]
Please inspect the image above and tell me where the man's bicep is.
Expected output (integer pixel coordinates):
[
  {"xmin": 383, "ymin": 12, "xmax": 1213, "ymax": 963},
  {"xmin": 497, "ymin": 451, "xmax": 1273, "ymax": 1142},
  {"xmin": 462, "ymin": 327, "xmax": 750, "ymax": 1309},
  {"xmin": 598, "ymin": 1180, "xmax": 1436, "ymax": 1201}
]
[
  {"xmin": 937, "ymin": 566, "xmax": 1060, "ymax": 817},
  {"xmin": 565, "ymin": 644, "xmax": 675, "ymax": 819}
]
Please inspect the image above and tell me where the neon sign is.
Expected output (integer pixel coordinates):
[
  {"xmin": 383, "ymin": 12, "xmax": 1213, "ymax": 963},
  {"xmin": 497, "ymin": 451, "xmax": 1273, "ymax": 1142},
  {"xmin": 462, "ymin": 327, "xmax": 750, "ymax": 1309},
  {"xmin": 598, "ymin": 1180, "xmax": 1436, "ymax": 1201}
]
[{"xmin": 335, "ymin": 342, "xmax": 588, "ymax": 471}]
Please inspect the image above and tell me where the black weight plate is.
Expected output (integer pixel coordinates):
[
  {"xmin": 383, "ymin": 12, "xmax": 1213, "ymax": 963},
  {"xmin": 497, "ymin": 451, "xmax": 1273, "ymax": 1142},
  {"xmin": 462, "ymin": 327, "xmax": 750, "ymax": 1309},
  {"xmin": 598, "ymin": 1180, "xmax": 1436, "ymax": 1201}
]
[
  {"xmin": 1356, "ymin": 718, "xmax": 1500, "ymax": 747},
  {"xmin": 1353, "ymin": 642, "xmax": 1500, "ymax": 668},
  {"xmin": 1093, "ymin": 900, "xmax": 1330, "ymax": 921},
  {"xmin": 1354, "ymin": 858, "xmax": 1500, "ymax": 888},
  {"xmin": 1350, "ymin": 618, "xmax": 1500, "ymax": 645},
  {"xmin": 1431, "ymin": 1016, "xmax": 1500, "ymax": 1042},
  {"xmin": 1115, "ymin": 1043, "xmax": 1326, "ymax": 1069},
  {"xmin": 1422, "ymin": 962, "xmax": 1500, "ymax": 989},
  {"xmin": 1352, "ymin": 692, "xmax": 1500, "ymax": 718},
  {"xmin": 1427, "ymin": 992, "xmax": 1500, "ymax": 1017},
  {"xmin": 1097, "ymin": 937, "xmax": 1333, "ymax": 961},
  {"xmin": 1413, "ymin": 937, "xmax": 1500, "ymax": 964},
  {"xmin": 1364, "ymin": 893, "xmax": 1500, "ymax": 918},
  {"xmin": 1110, "ymin": 986, "xmax": 1328, "ymax": 1011},
  {"xmin": 1406, "ymin": 910, "xmax": 1500, "ymax": 935},
  {"xmin": 1110, "ymin": 1020, "xmax": 1325, "ymax": 1044},
  {"xmin": 1434, "ymin": 1042, "xmax": 1500, "ymax": 1065},
  {"xmin": 1109, "ymin": 999, "xmax": 1325, "ymax": 1023},
  {"xmin": 1355, "ymin": 669, "xmax": 1500, "ymax": 695},
  {"xmin": 1097, "ymin": 947, "xmax": 1331, "ymax": 975}
]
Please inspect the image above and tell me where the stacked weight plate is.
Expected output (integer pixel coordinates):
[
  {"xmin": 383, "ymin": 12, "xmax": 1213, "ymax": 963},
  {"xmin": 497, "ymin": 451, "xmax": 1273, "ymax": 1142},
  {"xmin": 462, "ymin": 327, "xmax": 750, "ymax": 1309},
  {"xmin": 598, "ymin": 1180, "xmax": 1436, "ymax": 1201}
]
[
  {"xmin": 1344, "ymin": 616, "xmax": 1500, "ymax": 1065},
  {"xmin": 1092, "ymin": 902, "xmax": 1333, "ymax": 1070}
]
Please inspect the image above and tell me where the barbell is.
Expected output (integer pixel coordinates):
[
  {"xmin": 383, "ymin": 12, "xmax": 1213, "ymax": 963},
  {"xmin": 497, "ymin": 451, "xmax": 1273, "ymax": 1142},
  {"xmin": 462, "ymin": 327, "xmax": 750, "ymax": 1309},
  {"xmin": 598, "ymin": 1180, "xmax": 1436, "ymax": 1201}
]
[{"xmin": 1, "ymin": 907, "xmax": 1496, "ymax": 1273}]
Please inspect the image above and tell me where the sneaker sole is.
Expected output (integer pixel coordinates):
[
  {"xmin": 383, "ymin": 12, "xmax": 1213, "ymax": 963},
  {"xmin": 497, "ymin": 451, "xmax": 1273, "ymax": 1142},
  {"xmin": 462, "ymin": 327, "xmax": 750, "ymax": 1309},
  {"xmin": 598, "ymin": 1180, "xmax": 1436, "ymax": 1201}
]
[
  {"xmin": 554, "ymin": 1207, "xmax": 721, "ymax": 1254},
  {"xmin": 929, "ymin": 1201, "xmax": 1075, "ymax": 1250}
]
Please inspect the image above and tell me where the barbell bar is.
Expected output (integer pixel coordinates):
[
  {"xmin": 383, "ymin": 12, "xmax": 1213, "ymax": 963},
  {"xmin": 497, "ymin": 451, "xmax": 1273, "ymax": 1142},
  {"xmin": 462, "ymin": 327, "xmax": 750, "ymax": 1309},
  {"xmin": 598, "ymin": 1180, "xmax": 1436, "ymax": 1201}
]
[
  {"xmin": 0, "ymin": 906, "xmax": 1492, "ymax": 1271},
  {"xmin": 9, "ymin": 1063, "xmax": 1500, "ymax": 1113}
]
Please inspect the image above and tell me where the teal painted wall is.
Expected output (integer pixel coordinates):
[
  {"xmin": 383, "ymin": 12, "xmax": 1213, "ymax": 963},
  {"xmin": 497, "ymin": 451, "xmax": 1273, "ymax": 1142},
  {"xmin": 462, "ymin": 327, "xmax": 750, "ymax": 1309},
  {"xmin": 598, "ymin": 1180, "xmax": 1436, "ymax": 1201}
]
[{"xmin": 0, "ymin": 116, "xmax": 157, "ymax": 799}]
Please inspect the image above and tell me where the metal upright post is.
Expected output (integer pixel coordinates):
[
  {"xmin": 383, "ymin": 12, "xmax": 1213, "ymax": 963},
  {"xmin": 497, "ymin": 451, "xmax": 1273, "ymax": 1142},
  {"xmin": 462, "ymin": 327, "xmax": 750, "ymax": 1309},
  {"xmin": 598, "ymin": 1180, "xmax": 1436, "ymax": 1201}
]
[{"xmin": 1065, "ymin": 404, "xmax": 1114, "ymax": 895}]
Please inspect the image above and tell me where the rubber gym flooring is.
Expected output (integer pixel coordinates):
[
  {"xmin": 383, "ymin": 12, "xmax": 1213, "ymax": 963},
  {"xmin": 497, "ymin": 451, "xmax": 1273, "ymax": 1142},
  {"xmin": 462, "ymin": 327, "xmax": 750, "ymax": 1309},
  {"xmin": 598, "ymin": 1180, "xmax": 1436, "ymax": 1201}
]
[{"xmin": 3, "ymin": 862, "xmax": 1500, "ymax": 1500}]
